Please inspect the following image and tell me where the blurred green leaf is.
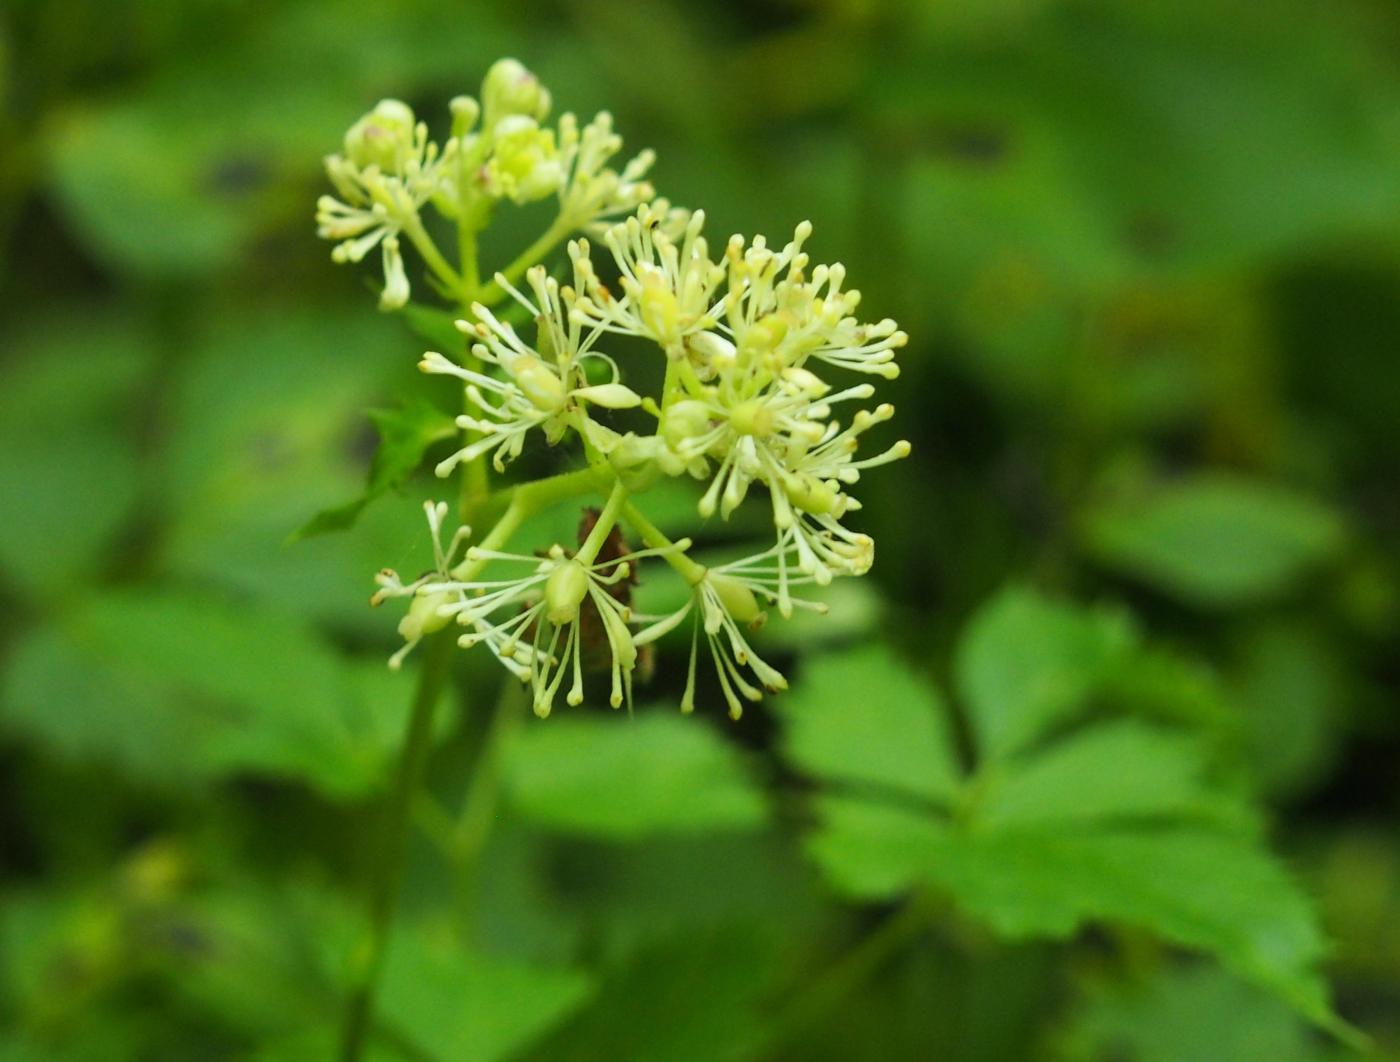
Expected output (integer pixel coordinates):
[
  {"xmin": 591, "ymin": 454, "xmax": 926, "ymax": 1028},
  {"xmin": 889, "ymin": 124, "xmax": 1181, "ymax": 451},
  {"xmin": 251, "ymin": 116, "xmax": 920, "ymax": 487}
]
[
  {"xmin": 503, "ymin": 713, "xmax": 767, "ymax": 838},
  {"xmin": 377, "ymin": 921, "xmax": 592, "ymax": 1061},
  {"xmin": 1081, "ymin": 475, "xmax": 1347, "ymax": 607},
  {"xmin": 784, "ymin": 598, "xmax": 1345, "ymax": 1034},
  {"xmin": 954, "ymin": 586, "xmax": 1136, "ymax": 759},
  {"xmin": 975, "ymin": 720, "xmax": 1246, "ymax": 830},
  {"xmin": 0, "ymin": 312, "xmax": 154, "ymax": 597},
  {"xmin": 777, "ymin": 645, "xmax": 962, "ymax": 804},
  {"xmin": 1061, "ymin": 966, "xmax": 1327, "ymax": 1062},
  {"xmin": 292, "ymin": 397, "xmax": 457, "ymax": 541},
  {"xmin": 0, "ymin": 589, "xmax": 410, "ymax": 797}
]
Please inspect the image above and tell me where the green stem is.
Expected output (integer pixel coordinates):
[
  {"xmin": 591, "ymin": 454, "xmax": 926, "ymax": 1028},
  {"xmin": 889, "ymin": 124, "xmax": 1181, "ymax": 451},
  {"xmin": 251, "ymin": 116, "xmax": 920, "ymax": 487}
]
[
  {"xmin": 339, "ymin": 629, "xmax": 455, "ymax": 1062},
  {"xmin": 741, "ymin": 894, "xmax": 934, "ymax": 1058},
  {"xmin": 622, "ymin": 501, "xmax": 707, "ymax": 584},
  {"xmin": 400, "ymin": 212, "xmax": 461, "ymax": 294},
  {"xmin": 577, "ymin": 479, "xmax": 629, "ymax": 563},
  {"xmin": 452, "ymin": 678, "xmax": 526, "ymax": 867},
  {"xmin": 475, "ymin": 216, "xmax": 573, "ymax": 305}
]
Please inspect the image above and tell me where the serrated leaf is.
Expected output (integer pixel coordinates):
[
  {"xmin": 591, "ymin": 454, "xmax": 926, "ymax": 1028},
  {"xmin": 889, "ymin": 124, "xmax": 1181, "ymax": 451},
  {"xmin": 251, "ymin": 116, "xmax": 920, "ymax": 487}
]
[
  {"xmin": 377, "ymin": 922, "xmax": 592, "ymax": 1062},
  {"xmin": 503, "ymin": 713, "xmax": 767, "ymax": 838},
  {"xmin": 1063, "ymin": 967, "xmax": 1326, "ymax": 1062},
  {"xmin": 955, "ymin": 586, "xmax": 1135, "ymax": 760},
  {"xmin": 808, "ymin": 805, "xmax": 1337, "ymax": 1033},
  {"xmin": 806, "ymin": 796, "xmax": 942, "ymax": 900},
  {"xmin": 1081, "ymin": 475, "xmax": 1346, "ymax": 608},
  {"xmin": 975, "ymin": 721, "xmax": 1246, "ymax": 830},
  {"xmin": 918, "ymin": 827, "xmax": 1336, "ymax": 1028},
  {"xmin": 778, "ymin": 645, "xmax": 962, "ymax": 804},
  {"xmin": 291, "ymin": 397, "xmax": 456, "ymax": 541}
]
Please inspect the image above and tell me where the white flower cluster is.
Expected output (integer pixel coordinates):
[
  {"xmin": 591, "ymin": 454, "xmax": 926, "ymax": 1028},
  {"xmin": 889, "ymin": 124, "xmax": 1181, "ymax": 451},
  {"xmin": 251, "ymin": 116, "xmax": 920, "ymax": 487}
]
[
  {"xmin": 316, "ymin": 59, "xmax": 656, "ymax": 309},
  {"xmin": 342, "ymin": 60, "xmax": 908, "ymax": 718}
]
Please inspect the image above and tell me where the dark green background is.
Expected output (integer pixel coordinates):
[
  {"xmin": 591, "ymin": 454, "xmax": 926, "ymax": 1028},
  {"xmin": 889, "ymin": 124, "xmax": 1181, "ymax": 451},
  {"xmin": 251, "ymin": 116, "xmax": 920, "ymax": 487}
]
[{"xmin": 2, "ymin": 0, "xmax": 1398, "ymax": 1058}]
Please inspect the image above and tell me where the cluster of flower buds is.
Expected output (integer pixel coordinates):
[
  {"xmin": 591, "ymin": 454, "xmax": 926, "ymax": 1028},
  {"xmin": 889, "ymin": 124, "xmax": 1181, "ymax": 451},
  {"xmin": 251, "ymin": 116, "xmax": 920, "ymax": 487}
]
[
  {"xmin": 316, "ymin": 59, "xmax": 656, "ymax": 309},
  {"xmin": 335, "ymin": 61, "xmax": 908, "ymax": 718}
]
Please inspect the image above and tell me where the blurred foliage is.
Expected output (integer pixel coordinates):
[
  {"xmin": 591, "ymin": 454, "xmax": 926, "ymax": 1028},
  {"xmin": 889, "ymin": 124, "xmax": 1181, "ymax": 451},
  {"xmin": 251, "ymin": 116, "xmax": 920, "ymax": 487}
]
[{"xmin": 2, "ymin": 0, "xmax": 1398, "ymax": 1058}]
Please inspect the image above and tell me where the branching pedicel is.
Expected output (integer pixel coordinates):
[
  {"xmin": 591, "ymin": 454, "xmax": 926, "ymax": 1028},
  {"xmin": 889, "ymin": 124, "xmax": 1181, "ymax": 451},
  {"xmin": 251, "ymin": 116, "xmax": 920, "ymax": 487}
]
[{"xmin": 320, "ymin": 59, "xmax": 909, "ymax": 720}]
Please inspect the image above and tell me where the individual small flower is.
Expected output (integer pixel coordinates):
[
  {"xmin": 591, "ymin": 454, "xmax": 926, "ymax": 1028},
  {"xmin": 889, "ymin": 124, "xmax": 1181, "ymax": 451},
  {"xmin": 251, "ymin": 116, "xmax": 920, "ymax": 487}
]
[
  {"xmin": 316, "ymin": 99, "xmax": 445, "ymax": 309},
  {"xmin": 436, "ymin": 538, "xmax": 687, "ymax": 717},
  {"xmin": 370, "ymin": 500, "xmax": 472, "ymax": 670},
  {"xmin": 634, "ymin": 541, "xmax": 825, "ymax": 718},
  {"xmin": 718, "ymin": 224, "xmax": 908, "ymax": 379},
  {"xmin": 571, "ymin": 204, "xmax": 725, "ymax": 357},
  {"xmin": 480, "ymin": 58, "xmax": 553, "ymax": 128},
  {"xmin": 421, "ymin": 264, "xmax": 642, "ymax": 474},
  {"xmin": 555, "ymin": 112, "xmax": 658, "ymax": 231},
  {"xmin": 482, "ymin": 116, "xmax": 564, "ymax": 204}
]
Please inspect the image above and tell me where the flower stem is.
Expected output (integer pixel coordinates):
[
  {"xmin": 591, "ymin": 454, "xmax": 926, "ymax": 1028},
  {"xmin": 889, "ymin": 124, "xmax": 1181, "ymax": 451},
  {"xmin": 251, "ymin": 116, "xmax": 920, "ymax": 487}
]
[
  {"xmin": 400, "ymin": 212, "xmax": 462, "ymax": 293},
  {"xmin": 623, "ymin": 501, "xmax": 707, "ymax": 584},
  {"xmin": 339, "ymin": 628, "xmax": 455, "ymax": 1062},
  {"xmin": 740, "ymin": 893, "xmax": 935, "ymax": 1058},
  {"xmin": 577, "ymin": 479, "xmax": 629, "ymax": 563}
]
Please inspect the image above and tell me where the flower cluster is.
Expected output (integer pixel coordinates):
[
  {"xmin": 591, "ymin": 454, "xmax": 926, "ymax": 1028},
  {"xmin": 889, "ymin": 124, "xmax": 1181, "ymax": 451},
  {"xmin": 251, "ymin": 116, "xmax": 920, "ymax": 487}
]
[
  {"xmin": 331, "ymin": 60, "xmax": 908, "ymax": 718},
  {"xmin": 316, "ymin": 59, "xmax": 656, "ymax": 309}
]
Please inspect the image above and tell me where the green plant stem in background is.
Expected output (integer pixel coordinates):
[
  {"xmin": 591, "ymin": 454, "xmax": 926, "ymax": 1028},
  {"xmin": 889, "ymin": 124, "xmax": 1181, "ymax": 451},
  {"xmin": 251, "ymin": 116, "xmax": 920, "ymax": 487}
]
[
  {"xmin": 340, "ymin": 461, "xmax": 618, "ymax": 1060},
  {"xmin": 339, "ymin": 628, "xmax": 455, "ymax": 1062},
  {"xmin": 741, "ymin": 893, "xmax": 936, "ymax": 1058}
]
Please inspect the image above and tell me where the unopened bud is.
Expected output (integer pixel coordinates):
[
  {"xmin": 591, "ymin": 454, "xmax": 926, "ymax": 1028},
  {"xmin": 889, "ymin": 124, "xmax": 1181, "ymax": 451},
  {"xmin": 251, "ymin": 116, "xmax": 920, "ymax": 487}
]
[
  {"xmin": 344, "ymin": 99, "xmax": 417, "ymax": 172},
  {"xmin": 545, "ymin": 560, "xmax": 589, "ymax": 625},
  {"xmin": 482, "ymin": 58, "xmax": 552, "ymax": 127},
  {"xmin": 398, "ymin": 591, "xmax": 452, "ymax": 643}
]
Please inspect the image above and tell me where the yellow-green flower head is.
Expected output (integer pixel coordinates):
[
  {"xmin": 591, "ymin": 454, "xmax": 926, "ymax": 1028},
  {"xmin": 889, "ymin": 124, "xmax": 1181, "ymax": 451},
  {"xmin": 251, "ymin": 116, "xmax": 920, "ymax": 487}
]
[
  {"xmin": 481, "ymin": 58, "xmax": 552, "ymax": 128},
  {"xmin": 485, "ymin": 116, "xmax": 564, "ymax": 204},
  {"xmin": 343, "ymin": 99, "xmax": 420, "ymax": 173}
]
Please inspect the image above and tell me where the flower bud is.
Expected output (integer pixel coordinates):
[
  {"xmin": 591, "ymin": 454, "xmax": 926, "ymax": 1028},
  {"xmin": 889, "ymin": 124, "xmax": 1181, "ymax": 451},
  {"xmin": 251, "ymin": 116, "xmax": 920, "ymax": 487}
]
[
  {"xmin": 482, "ymin": 59, "xmax": 552, "ymax": 127},
  {"xmin": 661, "ymin": 400, "xmax": 714, "ymax": 453},
  {"xmin": 485, "ymin": 117, "xmax": 563, "ymax": 203},
  {"xmin": 729, "ymin": 399, "xmax": 775, "ymax": 438},
  {"xmin": 545, "ymin": 560, "xmax": 589, "ymax": 625},
  {"xmin": 344, "ymin": 99, "xmax": 417, "ymax": 172},
  {"xmin": 635, "ymin": 267, "xmax": 681, "ymax": 344},
  {"xmin": 397, "ymin": 591, "xmax": 452, "ymax": 643},
  {"xmin": 783, "ymin": 473, "xmax": 841, "ymax": 516},
  {"xmin": 709, "ymin": 574, "xmax": 764, "ymax": 627},
  {"xmin": 449, "ymin": 95, "xmax": 480, "ymax": 138},
  {"xmin": 510, "ymin": 355, "xmax": 567, "ymax": 412}
]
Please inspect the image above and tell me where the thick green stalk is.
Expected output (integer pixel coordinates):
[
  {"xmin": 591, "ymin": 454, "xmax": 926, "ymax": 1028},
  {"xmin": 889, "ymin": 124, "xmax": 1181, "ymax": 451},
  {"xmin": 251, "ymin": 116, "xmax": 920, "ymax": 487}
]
[
  {"xmin": 339, "ymin": 629, "xmax": 454, "ymax": 1062},
  {"xmin": 739, "ymin": 894, "xmax": 934, "ymax": 1058}
]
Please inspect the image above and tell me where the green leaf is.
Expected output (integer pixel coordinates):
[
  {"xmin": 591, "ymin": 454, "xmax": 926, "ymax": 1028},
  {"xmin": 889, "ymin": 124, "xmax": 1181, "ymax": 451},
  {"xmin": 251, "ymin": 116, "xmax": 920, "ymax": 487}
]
[
  {"xmin": 1062, "ymin": 967, "xmax": 1328, "ymax": 1062},
  {"xmin": 806, "ymin": 796, "xmax": 942, "ymax": 900},
  {"xmin": 788, "ymin": 612, "xmax": 1346, "ymax": 1035},
  {"xmin": 1081, "ymin": 475, "xmax": 1346, "ymax": 608},
  {"xmin": 918, "ymin": 827, "xmax": 1336, "ymax": 1029},
  {"xmin": 954, "ymin": 586, "xmax": 1135, "ymax": 759},
  {"xmin": 975, "ymin": 721, "xmax": 1246, "ymax": 830},
  {"xmin": 778, "ymin": 645, "xmax": 962, "ymax": 804},
  {"xmin": 503, "ymin": 713, "xmax": 767, "ymax": 838},
  {"xmin": 377, "ymin": 922, "xmax": 592, "ymax": 1062},
  {"xmin": 809, "ymin": 806, "xmax": 1336, "ymax": 1032},
  {"xmin": 0, "ymin": 311, "xmax": 154, "ymax": 597},
  {"xmin": 0, "ymin": 590, "xmax": 412, "ymax": 797},
  {"xmin": 290, "ymin": 397, "xmax": 457, "ymax": 541}
]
